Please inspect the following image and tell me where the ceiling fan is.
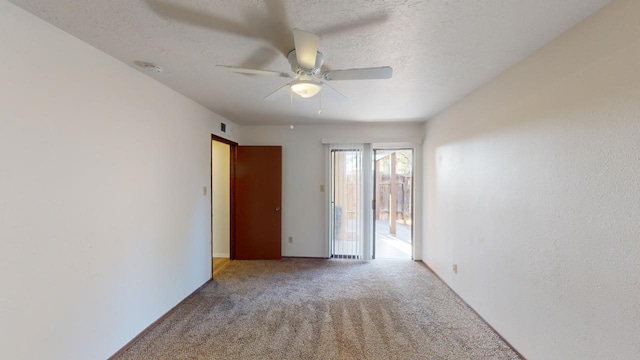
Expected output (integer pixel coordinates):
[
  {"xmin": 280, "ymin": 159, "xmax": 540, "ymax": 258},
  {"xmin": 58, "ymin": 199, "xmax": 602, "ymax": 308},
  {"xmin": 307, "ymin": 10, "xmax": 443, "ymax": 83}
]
[{"xmin": 217, "ymin": 29, "xmax": 393, "ymax": 100}]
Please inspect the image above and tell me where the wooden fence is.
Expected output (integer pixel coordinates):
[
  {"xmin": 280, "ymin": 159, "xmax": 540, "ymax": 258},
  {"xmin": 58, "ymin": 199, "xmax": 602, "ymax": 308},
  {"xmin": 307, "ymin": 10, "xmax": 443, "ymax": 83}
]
[{"xmin": 375, "ymin": 174, "xmax": 412, "ymax": 224}]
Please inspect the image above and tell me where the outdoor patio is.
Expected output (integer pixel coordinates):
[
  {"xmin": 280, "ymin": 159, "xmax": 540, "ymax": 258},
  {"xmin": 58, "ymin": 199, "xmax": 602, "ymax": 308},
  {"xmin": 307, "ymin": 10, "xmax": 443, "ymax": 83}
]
[{"xmin": 375, "ymin": 220, "xmax": 411, "ymax": 259}]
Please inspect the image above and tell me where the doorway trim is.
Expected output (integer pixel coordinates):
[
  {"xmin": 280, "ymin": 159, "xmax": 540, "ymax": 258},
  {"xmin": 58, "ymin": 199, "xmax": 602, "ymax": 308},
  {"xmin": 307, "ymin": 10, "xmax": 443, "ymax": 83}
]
[
  {"xmin": 323, "ymin": 139, "xmax": 422, "ymax": 261},
  {"xmin": 211, "ymin": 134, "xmax": 238, "ymax": 260}
]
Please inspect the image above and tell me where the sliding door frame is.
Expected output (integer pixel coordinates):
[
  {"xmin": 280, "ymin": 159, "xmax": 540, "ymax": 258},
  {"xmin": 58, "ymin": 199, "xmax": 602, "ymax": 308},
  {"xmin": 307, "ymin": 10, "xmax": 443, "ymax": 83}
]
[{"xmin": 323, "ymin": 139, "xmax": 422, "ymax": 261}]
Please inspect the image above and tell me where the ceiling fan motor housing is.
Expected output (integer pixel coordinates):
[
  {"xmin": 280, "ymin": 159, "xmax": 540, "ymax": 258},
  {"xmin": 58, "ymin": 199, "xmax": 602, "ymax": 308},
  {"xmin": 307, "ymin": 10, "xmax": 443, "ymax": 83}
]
[
  {"xmin": 288, "ymin": 50, "xmax": 324, "ymax": 77},
  {"xmin": 216, "ymin": 28, "xmax": 392, "ymax": 101}
]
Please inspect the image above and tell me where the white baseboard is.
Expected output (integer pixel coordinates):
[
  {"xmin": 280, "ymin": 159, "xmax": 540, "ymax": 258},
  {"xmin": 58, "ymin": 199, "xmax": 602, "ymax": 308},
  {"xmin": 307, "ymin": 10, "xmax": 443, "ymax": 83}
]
[{"xmin": 212, "ymin": 252, "xmax": 230, "ymax": 258}]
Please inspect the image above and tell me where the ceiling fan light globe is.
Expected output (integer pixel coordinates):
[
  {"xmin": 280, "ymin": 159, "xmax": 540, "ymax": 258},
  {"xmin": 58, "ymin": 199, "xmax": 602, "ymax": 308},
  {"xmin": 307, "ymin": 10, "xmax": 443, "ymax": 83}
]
[{"xmin": 290, "ymin": 80, "xmax": 322, "ymax": 98}]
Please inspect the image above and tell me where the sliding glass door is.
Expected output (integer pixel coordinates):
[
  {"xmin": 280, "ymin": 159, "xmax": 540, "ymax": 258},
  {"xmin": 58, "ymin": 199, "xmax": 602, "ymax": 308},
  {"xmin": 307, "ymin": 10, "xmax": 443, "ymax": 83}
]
[
  {"xmin": 330, "ymin": 146, "xmax": 364, "ymax": 259},
  {"xmin": 326, "ymin": 143, "xmax": 413, "ymax": 260},
  {"xmin": 373, "ymin": 149, "xmax": 413, "ymax": 259}
]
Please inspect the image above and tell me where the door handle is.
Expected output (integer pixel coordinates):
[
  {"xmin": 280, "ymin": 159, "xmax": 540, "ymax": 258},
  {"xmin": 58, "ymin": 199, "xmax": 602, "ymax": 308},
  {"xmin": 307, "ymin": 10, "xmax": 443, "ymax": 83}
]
[{"xmin": 275, "ymin": 207, "xmax": 281, "ymax": 212}]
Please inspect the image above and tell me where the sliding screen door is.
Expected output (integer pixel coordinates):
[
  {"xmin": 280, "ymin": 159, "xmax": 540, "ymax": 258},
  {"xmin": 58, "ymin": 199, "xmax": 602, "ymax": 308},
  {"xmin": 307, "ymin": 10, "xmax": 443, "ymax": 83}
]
[{"xmin": 330, "ymin": 145, "xmax": 364, "ymax": 259}]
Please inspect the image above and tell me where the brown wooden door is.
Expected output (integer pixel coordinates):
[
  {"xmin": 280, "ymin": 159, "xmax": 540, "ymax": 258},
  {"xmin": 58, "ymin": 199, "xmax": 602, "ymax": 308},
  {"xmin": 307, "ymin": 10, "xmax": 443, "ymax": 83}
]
[{"xmin": 235, "ymin": 146, "xmax": 282, "ymax": 260}]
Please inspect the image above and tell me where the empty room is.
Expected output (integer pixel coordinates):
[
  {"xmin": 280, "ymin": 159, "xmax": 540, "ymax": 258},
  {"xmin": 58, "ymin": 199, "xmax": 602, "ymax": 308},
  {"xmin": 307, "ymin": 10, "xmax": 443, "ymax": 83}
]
[{"xmin": 1, "ymin": 0, "xmax": 638, "ymax": 359}]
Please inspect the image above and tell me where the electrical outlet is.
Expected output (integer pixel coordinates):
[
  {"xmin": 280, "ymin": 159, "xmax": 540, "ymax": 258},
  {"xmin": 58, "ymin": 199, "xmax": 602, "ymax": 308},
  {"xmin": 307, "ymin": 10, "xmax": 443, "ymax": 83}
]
[
  {"xmin": 453, "ymin": 264, "xmax": 458, "ymax": 274},
  {"xmin": 320, "ymin": 185, "xmax": 325, "ymax": 192},
  {"xmin": 288, "ymin": 236, "xmax": 293, "ymax": 243}
]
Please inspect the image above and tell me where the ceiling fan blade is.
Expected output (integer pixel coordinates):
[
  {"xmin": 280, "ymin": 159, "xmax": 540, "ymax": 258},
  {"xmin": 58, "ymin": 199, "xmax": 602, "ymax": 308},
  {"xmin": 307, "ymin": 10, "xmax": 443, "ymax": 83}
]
[
  {"xmin": 293, "ymin": 29, "xmax": 319, "ymax": 69},
  {"xmin": 217, "ymin": 65, "xmax": 290, "ymax": 78},
  {"xmin": 323, "ymin": 66, "xmax": 393, "ymax": 81},
  {"xmin": 264, "ymin": 83, "xmax": 291, "ymax": 101}
]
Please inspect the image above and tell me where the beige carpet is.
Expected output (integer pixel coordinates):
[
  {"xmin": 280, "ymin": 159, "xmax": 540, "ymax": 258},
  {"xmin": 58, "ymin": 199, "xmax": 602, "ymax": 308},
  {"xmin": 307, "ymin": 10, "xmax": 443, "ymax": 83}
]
[{"xmin": 116, "ymin": 259, "xmax": 521, "ymax": 359}]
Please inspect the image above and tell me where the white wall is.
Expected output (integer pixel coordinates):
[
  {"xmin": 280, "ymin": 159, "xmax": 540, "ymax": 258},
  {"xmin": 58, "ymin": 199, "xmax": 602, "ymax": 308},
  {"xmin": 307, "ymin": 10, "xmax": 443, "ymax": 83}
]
[
  {"xmin": 422, "ymin": 1, "xmax": 640, "ymax": 359},
  {"xmin": 211, "ymin": 140, "xmax": 231, "ymax": 258},
  {"xmin": 241, "ymin": 123, "xmax": 423, "ymax": 258},
  {"xmin": 0, "ymin": 2, "xmax": 239, "ymax": 359}
]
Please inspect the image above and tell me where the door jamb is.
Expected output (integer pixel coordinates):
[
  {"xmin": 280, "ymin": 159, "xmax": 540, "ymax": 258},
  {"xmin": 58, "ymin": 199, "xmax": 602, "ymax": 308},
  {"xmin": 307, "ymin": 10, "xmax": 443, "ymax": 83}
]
[{"xmin": 211, "ymin": 134, "xmax": 238, "ymax": 260}]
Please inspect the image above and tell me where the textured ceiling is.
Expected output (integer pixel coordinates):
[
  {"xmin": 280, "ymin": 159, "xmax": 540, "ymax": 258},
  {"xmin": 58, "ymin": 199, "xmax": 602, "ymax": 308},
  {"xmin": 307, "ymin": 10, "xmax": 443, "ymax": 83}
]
[{"xmin": 11, "ymin": 0, "xmax": 610, "ymax": 125}]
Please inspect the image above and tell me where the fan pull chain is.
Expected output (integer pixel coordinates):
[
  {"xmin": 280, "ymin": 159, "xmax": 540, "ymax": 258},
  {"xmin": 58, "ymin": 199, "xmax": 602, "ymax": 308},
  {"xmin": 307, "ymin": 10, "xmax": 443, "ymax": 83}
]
[
  {"xmin": 290, "ymin": 87, "xmax": 294, "ymax": 111},
  {"xmin": 318, "ymin": 91, "xmax": 322, "ymax": 114}
]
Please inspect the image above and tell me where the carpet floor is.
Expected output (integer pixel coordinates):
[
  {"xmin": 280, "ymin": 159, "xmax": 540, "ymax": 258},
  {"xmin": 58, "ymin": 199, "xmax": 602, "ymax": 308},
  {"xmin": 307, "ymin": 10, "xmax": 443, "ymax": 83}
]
[{"xmin": 115, "ymin": 259, "xmax": 521, "ymax": 359}]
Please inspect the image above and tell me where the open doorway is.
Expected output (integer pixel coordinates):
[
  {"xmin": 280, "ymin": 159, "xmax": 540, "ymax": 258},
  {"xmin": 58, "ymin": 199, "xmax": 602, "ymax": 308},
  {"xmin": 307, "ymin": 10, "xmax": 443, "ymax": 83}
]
[
  {"xmin": 211, "ymin": 135, "xmax": 236, "ymax": 276},
  {"xmin": 373, "ymin": 149, "xmax": 413, "ymax": 259}
]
